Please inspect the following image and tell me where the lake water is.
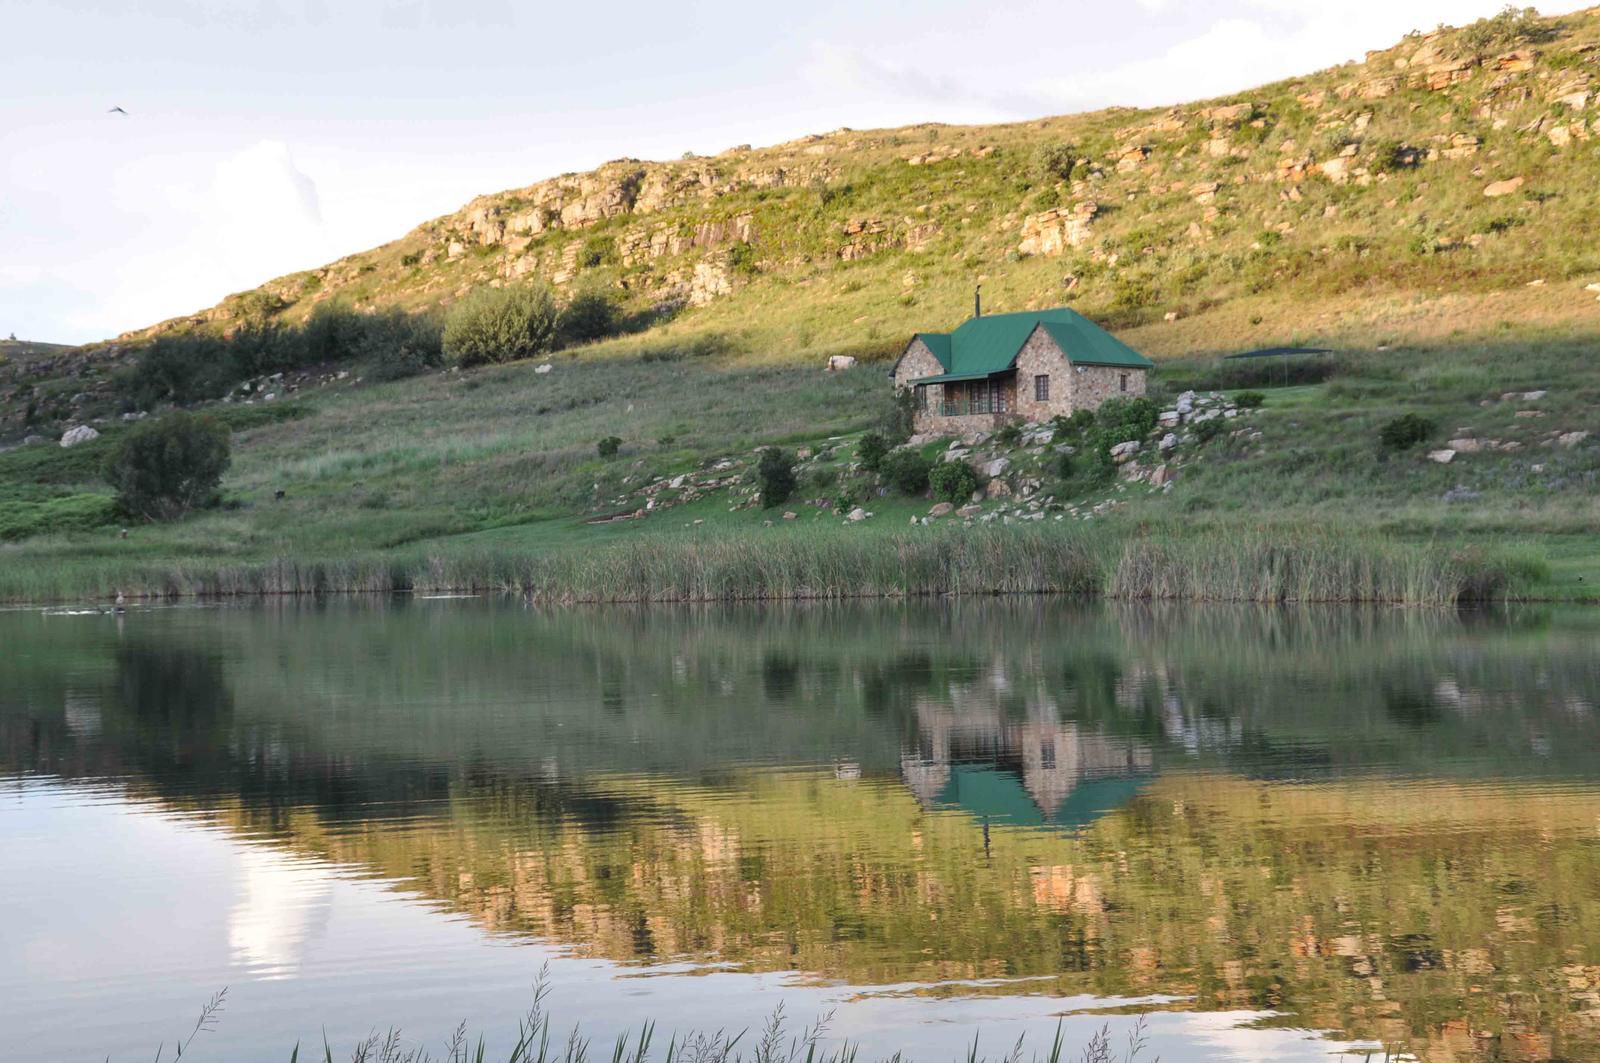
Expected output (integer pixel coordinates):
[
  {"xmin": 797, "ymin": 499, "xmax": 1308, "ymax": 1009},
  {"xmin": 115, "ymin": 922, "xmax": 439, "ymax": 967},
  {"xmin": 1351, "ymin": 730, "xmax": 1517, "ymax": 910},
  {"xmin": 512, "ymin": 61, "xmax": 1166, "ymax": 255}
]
[{"xmin": 3, "ymin": 600, "xmax": 1599, "ymax": 1062}]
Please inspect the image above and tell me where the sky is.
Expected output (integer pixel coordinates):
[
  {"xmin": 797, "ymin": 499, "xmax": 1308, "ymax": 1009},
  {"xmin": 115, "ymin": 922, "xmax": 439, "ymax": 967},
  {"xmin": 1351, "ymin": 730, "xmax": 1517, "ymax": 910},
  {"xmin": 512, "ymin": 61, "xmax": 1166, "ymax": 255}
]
[{"xmin": 2, "ymin": 1, "xmax": 1589, "ymax": 344}]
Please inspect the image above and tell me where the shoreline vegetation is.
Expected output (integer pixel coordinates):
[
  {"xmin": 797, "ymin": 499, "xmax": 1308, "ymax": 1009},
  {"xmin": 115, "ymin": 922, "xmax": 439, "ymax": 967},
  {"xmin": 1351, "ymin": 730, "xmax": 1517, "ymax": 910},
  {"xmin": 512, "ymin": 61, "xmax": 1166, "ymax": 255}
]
[
  {"xmin": 3, "ymin": 525, "xmax": 1533, "ymax": 607},
  {"xmin": 151, "ymin": 980, "xmax": 1174, "ymax": 1063}
]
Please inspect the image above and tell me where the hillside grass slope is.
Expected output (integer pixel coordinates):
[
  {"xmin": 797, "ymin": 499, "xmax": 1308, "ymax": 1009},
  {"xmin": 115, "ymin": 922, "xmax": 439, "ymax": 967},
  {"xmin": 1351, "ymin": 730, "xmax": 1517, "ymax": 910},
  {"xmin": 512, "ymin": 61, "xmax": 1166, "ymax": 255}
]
[{"xmin": 1, "ymin": 7, "xmax": 1598, "ymax": 603}]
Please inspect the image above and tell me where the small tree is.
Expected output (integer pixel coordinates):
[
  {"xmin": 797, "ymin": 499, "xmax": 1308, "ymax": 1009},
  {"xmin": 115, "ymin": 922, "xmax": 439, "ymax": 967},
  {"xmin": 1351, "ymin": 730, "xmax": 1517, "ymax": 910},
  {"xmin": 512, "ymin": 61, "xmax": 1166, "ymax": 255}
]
[
  {"xmin": 929, "ymin": 461, "xmax": 979, "ymax": 504},
  {"xmin": 597, "ymin": 436, "xmax": 622, "ymax": 458},
  {"xmin": 557, "ymin": 290, "xmax": 621, "ymax": 347},
  {"xmin": 857, "ymin": 432, "xmax": 891, "ymax": 473},
  {"xmin": 882, "ymin": 449, "xmax": 933, "ymax": 495},
  {"xmin": 442, "ymin": 283, "xmax": 558, "ymax": 367},
  {"xmin": 1032, "ymin": 143, "xmax": 1078, "ymax": 184},
  {"xmin": 756, "ymin": 447, "xmax": 797, "ymax": 508},
  {"xmin": 105, "ymin": 411, "xmax": 231, "ymax": 520}
]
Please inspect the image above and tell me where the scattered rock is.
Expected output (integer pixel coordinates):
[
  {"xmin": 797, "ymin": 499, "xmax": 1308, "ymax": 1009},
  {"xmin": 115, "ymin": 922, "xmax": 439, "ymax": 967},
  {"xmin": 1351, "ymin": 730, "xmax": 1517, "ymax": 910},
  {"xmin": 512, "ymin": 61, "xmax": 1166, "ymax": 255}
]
[
  {"xmin": 534, "ymin": 363, "xmax": 553, "ymax": 374},
  {"xmin": 985, "ymin": 457, "xmax": 1010, "ymax": 478},
  {"xmin": 1557, "ymin": 431, "xmax": 1590, "ymax": 448},
  {"xmin": 1483, "ymin": 177, "xmax": 1525, "ymax": 198},
  {"xmin": 956, "ymin": 504, "xmax": 983, "ymax": 518},
  {"xmin": 847, "ymin": 507, "xmax": 870, "ymax": 521},
  {"xmin": 23, "ymin": 434, "xmax": 45, "ymax": 446},
  {"xmin": 1149, "ymin": 464, "xmax": 1175, "ymax": 487},
  {"xmin": 928, "ymin": 502, "xmax": 954, "ymax": 517},
  {"xmin": 1110, "ymin": 440, "xmax": 1141, "ymax": 464},
  {"xmin": 782, "ymin": 511, "xmax": 798, "ymax": 520},
  {"xmin": 825, "ymin": 355, "xmax": 857, "ymax": 371},
  {"xmin": 985, "ymin": 478, "xmax": 1013, "ymax": 499},
  {"xmin": 59, "ymin": 425, "xmax": 99, "ymax": 448},
  {"xmin": 1427, "ymin": 449, "xmax": 1456, "ymax": 464},
  {"xmin": 1448, "ymin": 438, "xmax": 1483, "ymax": 453},
  {"xmin": 1158, "ymin": 433, "xmax": 1178, "ymax": 453}
]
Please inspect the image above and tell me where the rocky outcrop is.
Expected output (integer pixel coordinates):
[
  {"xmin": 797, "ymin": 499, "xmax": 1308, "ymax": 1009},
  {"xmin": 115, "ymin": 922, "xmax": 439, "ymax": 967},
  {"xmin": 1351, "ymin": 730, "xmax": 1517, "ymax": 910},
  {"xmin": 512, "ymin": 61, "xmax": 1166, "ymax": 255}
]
[
  {"xmin": 1018, "ymin": 202, "xmax": 1099, "ymax": 256},
  {"xmin": 59, "ymin": 425, "xmax": 99, "ymax": 448}
]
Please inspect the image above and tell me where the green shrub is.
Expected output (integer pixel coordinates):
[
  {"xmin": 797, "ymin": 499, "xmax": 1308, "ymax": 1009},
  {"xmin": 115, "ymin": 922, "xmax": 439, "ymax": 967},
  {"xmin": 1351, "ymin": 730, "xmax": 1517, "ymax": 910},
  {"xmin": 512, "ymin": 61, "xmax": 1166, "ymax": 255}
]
[
  {"xmin": 881, "ymin": 390, "xmax": 917, "ymax": 444},
  {"xmin": 857, "ymin": 432, "xmax": 891, "ymax": 473},
  {"xmin": 0, "ymin": 493, "xmax": 119, "ymax": 541},
  {"xmin": 597, "ymin": 436, "xmax": 622, "ymax": 458},
  {"xmin": 881, "ymin": 449, "xmax": 933, "ymax": 495},
  {"xmin": 929, "ymin": 461, "xmax": 979, "ymax": 504},
  {"xmin": 1380, "ymin": 413, "xmax": 1436, "ymax": 451},
  {"xmin": 1192, "ymin": 418, "xmax": 1227, "ymax": 445},
  {"xmin": 579, "ymin": 235, "xmax": 616, "ymax": 269},
  {"xmin": 1032, "ymin": 143, "xmax": 1077, "ymax": 183},
  {"xmin": 1234, "ymin": 390, "xmax": 1266, "ymax": 409},
  {"xmin": 757, "ymin": 447, "xmax": 797, "ymax": 508},
  {"xmin": 104, "ymin": 411, "xmax": 231, "ymax": 521},
  {"xmin": 360, "ymin": 309, "xmax": 444, "ymax": 381},
  {"xmin": 726, "ymin": 242, "xmax": 759, "ymax": 278},
  {"xmin": 1095, "ymin": 397, "xmax": 1158, "ymax": 444},
  {"xmin": 128, "ymin": 333, "xmax": 231, "ymax": 407},
  {"xmin": 993, "ymin": 422, "xmax": 1023, "ymax": 447},
  {"xmin": 557, "ymin": 290, "xmax": 621, "ymax": 347},
  {"xmin": 1051, "ymin": 409, "xmax": 1096, "ymax": 439},
  {"xmin": 442, "ymin": 284, "xmax": 558, "ymax": 367}
]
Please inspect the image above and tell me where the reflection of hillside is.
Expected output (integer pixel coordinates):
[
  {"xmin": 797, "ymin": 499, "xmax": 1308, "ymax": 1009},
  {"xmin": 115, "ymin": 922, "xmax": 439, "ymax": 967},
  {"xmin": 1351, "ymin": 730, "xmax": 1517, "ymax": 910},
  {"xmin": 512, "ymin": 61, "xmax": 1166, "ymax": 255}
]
[{"xmin": 6, "ymin": 601, "xmax": 1600, "ymax": 1061}]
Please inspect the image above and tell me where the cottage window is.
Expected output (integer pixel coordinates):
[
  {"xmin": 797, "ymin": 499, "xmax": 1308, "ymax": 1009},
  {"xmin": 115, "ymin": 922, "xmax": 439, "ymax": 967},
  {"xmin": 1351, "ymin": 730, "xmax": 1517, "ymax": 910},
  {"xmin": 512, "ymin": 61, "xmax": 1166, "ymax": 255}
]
[
  {"xmin": 1119, "ymin": 373, "xmax": 1129, "ymax": 393},
  {"xmin": 1034, "ymin": 374, "xmax": 1050, "ymax": 402}
]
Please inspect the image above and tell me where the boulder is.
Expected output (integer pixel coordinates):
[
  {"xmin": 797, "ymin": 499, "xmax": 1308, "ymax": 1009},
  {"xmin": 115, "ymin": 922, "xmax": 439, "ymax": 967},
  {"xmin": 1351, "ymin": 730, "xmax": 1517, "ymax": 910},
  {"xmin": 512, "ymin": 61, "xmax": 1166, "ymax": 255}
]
[
  {"xmin": 928, "ymin": 502, "xmax": 955, "ymax": 517},
  {"xmin": 1427, "ymin": 449, "xmax": 1456, "ymax": 464},
  {"xmin": 1110, "ymin": 440, "xmax": 1140, "ymax": 464},
  {"xmin": 985, "ymin": 478, "xmax": 1013, "ymax": 499},
  {"xmin": 1557, "ymin": 431, "xmax": 1590, "ymax": 448},
  {"xmin": 1483, "ymin": 177, "xmax": 1525, "ymax": 198},
  {"xmin": 59, "ymin": 425, "xmax": 99, "ymax": 448},
  {"xmin": 782, "ymin": 511, "xmax": 798, "ymax": 520},
  {"xmin": 940, "ymin": 448, "xmax": 970, "ymax": 463},
  {"xmin": 985, "ymin": 457, "xmax": 1010, "ymax": 477},
  {"xmin": 1158, "ymin": 433, "xmax": 1178, "ymax": 452},
  {"xmin": 23, "ymin": 434, "xmax": 46, "ymax": 446},
  {"xmin": 846, "ymin": 507, "xmax": 870, "ymax": 521},
  {"xmin": 1448, "ymin": 438, "xmax": 1482, "ymax": 453},
  {"xmin": 956, "ymin": 504, "xmax": 983, "ymax": 518},
  {"xmin": 534, "ymin": 363, "xmax": 553, "ymax": 374},
  {"xmin": 1150, "ymin": 464, "xmax": 1175, "ymax": 487},
  {"xmin": 825, "ymin": 355, "xmax": 857, "ymax": 372}
]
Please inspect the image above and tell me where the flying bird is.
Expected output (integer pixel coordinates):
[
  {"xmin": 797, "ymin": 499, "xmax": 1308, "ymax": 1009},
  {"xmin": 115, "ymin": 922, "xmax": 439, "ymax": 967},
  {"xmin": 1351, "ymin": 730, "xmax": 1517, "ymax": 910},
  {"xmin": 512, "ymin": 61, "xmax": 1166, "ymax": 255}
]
[{"xmin": 107, "ymin": 106, "xmax": 128, "ymax": 116}]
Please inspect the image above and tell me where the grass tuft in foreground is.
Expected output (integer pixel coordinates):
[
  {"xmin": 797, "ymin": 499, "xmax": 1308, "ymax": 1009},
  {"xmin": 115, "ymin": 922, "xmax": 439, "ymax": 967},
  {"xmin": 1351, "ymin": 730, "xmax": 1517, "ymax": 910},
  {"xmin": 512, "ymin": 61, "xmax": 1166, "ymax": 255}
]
[{"xmin": 158, "ymin": 974, "xmax": 1174, "ymax": 1063}]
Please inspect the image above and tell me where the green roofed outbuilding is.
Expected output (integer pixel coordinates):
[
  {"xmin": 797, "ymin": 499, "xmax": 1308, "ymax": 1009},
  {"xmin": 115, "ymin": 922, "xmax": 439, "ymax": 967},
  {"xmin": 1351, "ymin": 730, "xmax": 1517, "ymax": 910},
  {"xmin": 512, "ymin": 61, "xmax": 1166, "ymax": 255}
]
[{"xmin": 891, "ymin": 307, "xmax": 1153, "ymax": 434}]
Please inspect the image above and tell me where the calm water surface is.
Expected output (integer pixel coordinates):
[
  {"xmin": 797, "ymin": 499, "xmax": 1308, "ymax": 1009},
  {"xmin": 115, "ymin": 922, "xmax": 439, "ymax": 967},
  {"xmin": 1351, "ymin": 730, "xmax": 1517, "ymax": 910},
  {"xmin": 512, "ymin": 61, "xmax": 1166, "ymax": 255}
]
[{"xmin": 3, "ymin": 600, "xmax": 1599, "ymax": 1062}]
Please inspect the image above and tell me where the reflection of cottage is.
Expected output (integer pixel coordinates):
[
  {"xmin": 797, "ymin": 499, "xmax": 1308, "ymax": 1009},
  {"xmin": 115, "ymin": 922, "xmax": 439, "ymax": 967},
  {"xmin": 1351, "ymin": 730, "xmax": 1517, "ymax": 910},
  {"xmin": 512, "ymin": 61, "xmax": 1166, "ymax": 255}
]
[
  {"xmin": 900, "ymin": 691, "xmax": 1152, "ymax": 829},
  {"xmin": 891, "ymin": 307, "xmax": 1154, "ymax": 435}
]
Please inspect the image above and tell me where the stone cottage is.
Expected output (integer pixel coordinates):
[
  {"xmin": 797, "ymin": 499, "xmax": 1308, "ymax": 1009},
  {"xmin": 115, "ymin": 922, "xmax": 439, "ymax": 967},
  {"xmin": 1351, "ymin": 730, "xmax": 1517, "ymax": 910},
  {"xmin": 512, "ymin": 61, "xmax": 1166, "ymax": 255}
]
[{"xmin": 891, "ymin": 308, "xmax": 1153, "ymax": 434}]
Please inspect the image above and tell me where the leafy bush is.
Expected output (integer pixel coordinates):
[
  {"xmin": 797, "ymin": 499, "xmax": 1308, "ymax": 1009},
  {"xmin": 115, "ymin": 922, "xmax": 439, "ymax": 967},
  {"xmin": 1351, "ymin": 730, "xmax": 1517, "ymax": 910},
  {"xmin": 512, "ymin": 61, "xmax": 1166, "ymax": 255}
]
[
  {"xmin": 726, "ymin": 242, "xmax": 759, "ymax": 278},
  {"xmin": 557, "ymin": 290, "xmax": 621, "ymax": 347},
  {"xmin": 104, "ymin": 411, "xmax": 231, "ymax": 521},
  {"xmin": 929, "ymin": 461, "xmax": 979, "ymax": 504},
  {"xmin": 443, "ymin": 284, "xmax": 558, "ymax": 367},
  {"xmin": 756, "ymin": 447, "xmax": 797, "ymax": 508},
  {"xmin": 361, "ymin": 309, "xmax": 444, "ymax": 381},
  {"xmin": 1032, "ymin": 143, "xmax": 1077, "ymax": 183},
  {"xmin": 1380, "ymin": 413, "xmax": 1436, "ymax": 451},
  {"xmin": 1050, "ymin": 409, "xmax": 1096, "ymax": 439},
  {"xmin": 881, "ymin": 389, "xmax": 918, "ymax": 444},
  {"xmin": 1459, "ymin": 5, "xmax": 1545, "ymax": 55},
  {"xmin": 597, "ymin": 436, "xmax": 622, "ymax": 458},
  {"xmin": 128, "ymin": 334, "xmax": 231, "ymax": 407},
  {"xmin": 0, "ymin": 493, "xmax": 119, "ymax": 541},
  {"xmin": 1234, "ymin": 390, "xmax": 1266, "ymax": 409},
  {"xmin": 881, "ymin": 449, "xmax": 933, "ymax": 495},
  {"xmin": 857, "ymin": 432, "xmax": 890, "ymax": 473},
  {"xmin": 1095, "ymin": 397, "xmax": 1158, "ymax": 445},
  {"xmin": 578, "ymin": 235, "xmax": 616, "ymax": 269},
  {"xmin": 1192, "ymin": 418, "xmax": 1228, "ymax": 445}
]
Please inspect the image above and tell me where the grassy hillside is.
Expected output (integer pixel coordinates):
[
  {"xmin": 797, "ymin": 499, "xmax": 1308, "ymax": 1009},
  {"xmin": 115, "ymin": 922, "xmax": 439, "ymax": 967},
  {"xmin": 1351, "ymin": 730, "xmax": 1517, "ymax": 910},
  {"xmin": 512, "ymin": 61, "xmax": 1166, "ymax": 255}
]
[{"xmin": 1, "ymin": 7, "xmax": 1597, "ymax": 602}]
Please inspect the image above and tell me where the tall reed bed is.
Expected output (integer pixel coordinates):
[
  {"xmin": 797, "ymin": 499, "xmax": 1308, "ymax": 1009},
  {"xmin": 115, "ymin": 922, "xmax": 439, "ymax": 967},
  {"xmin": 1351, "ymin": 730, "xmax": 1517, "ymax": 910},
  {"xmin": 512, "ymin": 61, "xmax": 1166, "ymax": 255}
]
[{"xmin": 2, "ymin": 525, "xmax": 1519, "ymax": 607}]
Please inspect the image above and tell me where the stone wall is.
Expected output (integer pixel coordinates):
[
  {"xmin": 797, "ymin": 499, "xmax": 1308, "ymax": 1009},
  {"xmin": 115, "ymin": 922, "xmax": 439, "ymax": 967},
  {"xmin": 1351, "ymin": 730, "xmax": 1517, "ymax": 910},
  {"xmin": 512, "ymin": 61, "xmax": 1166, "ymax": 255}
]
[
  {"xmin": 1069, "ymin": 364, "xmax": 1147, "ymax": 409},
  {"xmin": 1011, "ymin": 326, "xmax": 1073, "ymax": 423}
]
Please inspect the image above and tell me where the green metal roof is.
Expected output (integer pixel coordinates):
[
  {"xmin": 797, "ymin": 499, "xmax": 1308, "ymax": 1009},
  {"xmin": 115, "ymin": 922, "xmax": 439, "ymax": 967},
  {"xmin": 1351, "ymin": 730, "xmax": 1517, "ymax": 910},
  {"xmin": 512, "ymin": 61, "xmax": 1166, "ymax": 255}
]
[
  {"xmin": 905, "ymin": 308, "xmax": 1153, "ymax": 383},
  {"xmin": 911, "ymin": 370, "xmax": 1003, "ymax": 385}
]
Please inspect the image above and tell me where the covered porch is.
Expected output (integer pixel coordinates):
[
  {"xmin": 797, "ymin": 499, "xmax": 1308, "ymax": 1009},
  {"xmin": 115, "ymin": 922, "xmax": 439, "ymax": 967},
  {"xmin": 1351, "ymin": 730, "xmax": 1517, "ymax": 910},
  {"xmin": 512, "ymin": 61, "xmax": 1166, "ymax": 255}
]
[{"xmin": 915, "ymin": 370, "xmax": 1016, "ymax": 421}]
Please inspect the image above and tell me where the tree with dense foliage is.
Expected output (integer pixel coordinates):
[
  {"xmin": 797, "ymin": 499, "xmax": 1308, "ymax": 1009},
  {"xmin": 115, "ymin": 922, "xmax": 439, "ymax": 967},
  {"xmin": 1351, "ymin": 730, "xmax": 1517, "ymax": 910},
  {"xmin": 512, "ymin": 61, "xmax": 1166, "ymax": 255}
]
[
  {"xmin": 557, "ymin": 290, "xmax": 621, "ymax": 347},
  {"xmin": 857, "ymin": 432, "xmax": 890, "ymax": 473},
  {"xmin": 881, "ymin": 449, "xmax": 933, "ymax": 495},
  {"xmin": 929, "ymin": 461, "xmax": 979, "ymax": 504},
  {"xmin": 104, "ymin": 411, "xmax": 232, "ymax": 521},
  {"xmin": 1380, "ymin": 413, "xmax": 1436, "ymax": 450},
  {"xmin": 442, "ymin": 283, "xmax": 558, "ymax": 367},
  {"xmin": 757, "ymin": 447, "xmax": 797, "ymax": 508}
]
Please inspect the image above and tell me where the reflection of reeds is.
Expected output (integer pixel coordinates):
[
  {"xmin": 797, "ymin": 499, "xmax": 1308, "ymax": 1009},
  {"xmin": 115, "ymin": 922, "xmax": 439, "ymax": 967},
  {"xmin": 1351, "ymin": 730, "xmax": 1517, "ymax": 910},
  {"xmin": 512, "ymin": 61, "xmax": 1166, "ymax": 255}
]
[
  {"xmin": 169, "ymin": 971, "xmax": 1166, "ymax": 1063},
  {"xmin": 12, "ymin": 524, "xmax": 1521, "ymax": 606}
]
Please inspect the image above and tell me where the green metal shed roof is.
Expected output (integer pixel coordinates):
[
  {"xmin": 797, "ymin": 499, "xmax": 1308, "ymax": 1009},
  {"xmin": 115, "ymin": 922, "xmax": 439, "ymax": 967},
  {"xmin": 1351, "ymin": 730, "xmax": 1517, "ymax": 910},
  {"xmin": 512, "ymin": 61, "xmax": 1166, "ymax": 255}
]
[{"xmin": 905, "ymin": 308, "xmax": 1153, "ymax": 383}]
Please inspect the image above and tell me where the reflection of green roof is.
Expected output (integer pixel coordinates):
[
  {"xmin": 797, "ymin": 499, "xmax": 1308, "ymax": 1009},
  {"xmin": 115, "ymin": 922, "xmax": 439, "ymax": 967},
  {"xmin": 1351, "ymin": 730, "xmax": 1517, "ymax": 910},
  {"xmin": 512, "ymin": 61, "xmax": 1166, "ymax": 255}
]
[
  {"xmin": 935, "ymin": 766, "xmax": 1149, "ymax": 832},
  {"xmin": 907, "ymin": 308, "xmax": 1154, "ymax": 383}
]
